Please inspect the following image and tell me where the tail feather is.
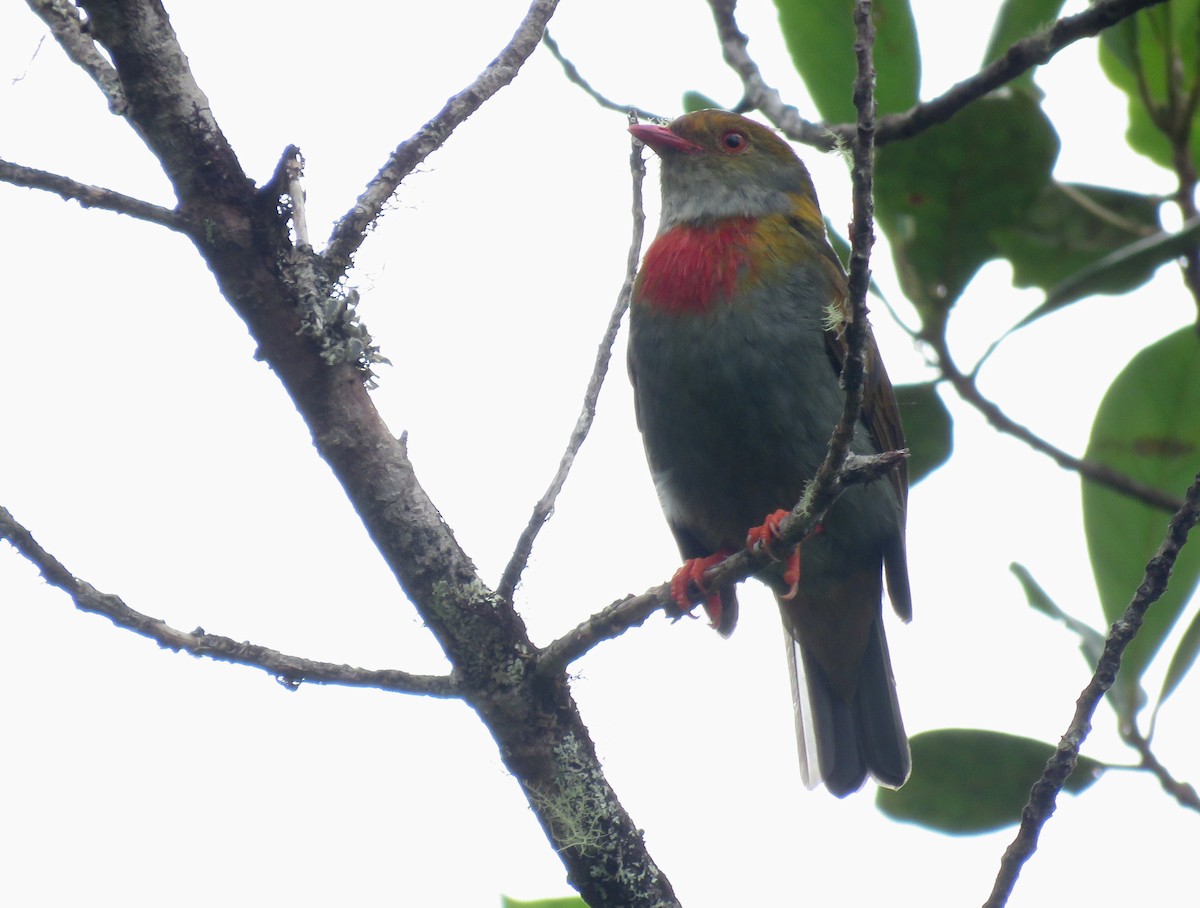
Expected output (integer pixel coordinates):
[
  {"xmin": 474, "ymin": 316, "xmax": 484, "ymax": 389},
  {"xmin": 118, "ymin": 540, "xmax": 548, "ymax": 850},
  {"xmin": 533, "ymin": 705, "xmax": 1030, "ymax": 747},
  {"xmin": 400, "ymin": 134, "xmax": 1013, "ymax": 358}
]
[{"xmin": 787, "ymin": 619, "xmax": 909, "ymax": 797}]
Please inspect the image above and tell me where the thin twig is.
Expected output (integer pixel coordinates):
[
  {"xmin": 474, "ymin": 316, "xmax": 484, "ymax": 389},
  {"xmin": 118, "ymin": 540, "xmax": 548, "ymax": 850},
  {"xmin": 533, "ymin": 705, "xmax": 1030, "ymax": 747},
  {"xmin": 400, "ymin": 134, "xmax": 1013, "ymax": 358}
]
[
  {"xmin": 706, "ymin": 0, "xmax": 834, "ymax": 149},
  {"xmin": 707, "ymin": 0, "xmax": 1168, "ymax": 150},
  {"xmin": 26, "ymin": 0, "xmax": 127, "ymax": 114},
  {"xmin": 779, "ymin": 0, "xmax": 880, "ymax": 533},
  {"xmin": 0, "ymin": 157, "xmax": 186, "ymax": 230},
  {"xmin": 0, "ymin": 506, "xmax": 460, "ymax": 698},
  {"xmin": 538, "ymin": 588, "xmax": 670, "ymax": 676},
  {"xmin": 929, "ymin": 333, "xmax": 1184, "ymax": 513},
  {"xmin": 1122, "ymin": 724, "xmax": 1200, "ymax": 812},
  {"xmin": 868, "ymin": 0, "xmax": 1169, "ymax": 145},
  {"xmin": 541, "ymin": 31, "xmax": 663, "ymax": 122},
  {"xmin": 984, "ymin": 470, "xmax": 1200, "ymax": 908},
  {"xmin": 498, "ymin": 119, "xmax": 646, "ymax": 604},
  {"xmin": 323, "ymin": 0, "xmax": 559, "ymax": 277}
]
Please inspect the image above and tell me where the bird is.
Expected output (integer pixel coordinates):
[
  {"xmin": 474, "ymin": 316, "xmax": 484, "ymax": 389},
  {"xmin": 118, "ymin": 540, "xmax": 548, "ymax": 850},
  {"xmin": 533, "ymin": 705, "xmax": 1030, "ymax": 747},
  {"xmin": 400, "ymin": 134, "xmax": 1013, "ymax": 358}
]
[{"xmin": 626, "ymin": 109, "xmax": 911, "ymax": 796}]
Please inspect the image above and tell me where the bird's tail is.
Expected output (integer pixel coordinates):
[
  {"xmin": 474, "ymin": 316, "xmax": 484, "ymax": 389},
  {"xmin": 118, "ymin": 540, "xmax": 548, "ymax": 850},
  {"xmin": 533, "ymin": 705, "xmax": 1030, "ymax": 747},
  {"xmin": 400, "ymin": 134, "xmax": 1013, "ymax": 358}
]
[{"xmin": 787, "ymin": 617, "xmax": 909, "ymax": 797}]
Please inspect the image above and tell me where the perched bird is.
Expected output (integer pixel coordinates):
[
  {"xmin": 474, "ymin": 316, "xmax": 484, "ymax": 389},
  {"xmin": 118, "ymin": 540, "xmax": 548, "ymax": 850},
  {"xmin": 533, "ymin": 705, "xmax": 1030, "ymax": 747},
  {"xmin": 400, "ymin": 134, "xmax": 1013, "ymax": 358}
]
[{"xmin": 627, "ymin": 110, "xmax": 911, "ymax": 796}]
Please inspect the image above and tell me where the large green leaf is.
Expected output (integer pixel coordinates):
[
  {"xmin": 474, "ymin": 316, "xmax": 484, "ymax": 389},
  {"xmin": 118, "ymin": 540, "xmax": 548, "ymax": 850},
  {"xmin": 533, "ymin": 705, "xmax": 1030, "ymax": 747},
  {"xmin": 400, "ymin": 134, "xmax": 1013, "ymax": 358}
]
[
  {"xmin": 773, "ymin": 0, "xmax": 920, "ymax": 122},
  {"xmin": 1083, "ymin": 327, "xmax": 1200, "ymax": 722},
  {"xmin": 874, "ymin": 93, "xmax": 1059, "ymax": 328},
  {"xmin": 993, "ymin": 182, "xmax": 1161, "ymax": 297},
  {"xmin": 1020, "ymin": 216, "xmax": 1200, "ymax": 326},
  {"xmin": 894, "ymin": 382, "xmax": 953, "ymax": 484},
  {"xmin": 982, "ymin": 0, "xmax": 1068, "ymax": 93},
  {"xmin": 876, "ymin": 729, "xmax": 1104, "ymax": 835},
  {"xmin": 502, "ymin": 898, "xmax": 587, "ymax": 908},
  {"xmin": 1098, "ymin": 0, "xmax": 1200, "ymax": 172}
]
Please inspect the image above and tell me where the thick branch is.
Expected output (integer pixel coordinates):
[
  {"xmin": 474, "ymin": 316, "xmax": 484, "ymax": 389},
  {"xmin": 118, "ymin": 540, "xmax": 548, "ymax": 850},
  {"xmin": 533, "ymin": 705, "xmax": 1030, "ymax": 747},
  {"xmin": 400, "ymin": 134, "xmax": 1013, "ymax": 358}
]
[
  {"xmin": 0, "ymin": 157, "xmax": 185, "ymax": 229},
  {"xmin": 323, "ymin": 0, "xmax": 560, "ymax": 277},
  {"xmin": 707, "ymin": 0, "xmax": 1169, "ymax": 150},
  {"xmin": 42, "ymin": 3, "xmax": 677, "ymax": 902},
  {"xmin": 0, "ymin": 506, "xmax": 459, "ymax": 697},
  {"xmin": 26, "ymin": 0, "xmax": 127, "ymax": 114},
  {"xmin": 77, "ymin": 0, "xmax": 253, "ymax": 205},
  {"xmin": 984, "ymin": 470, "xmax": 1200, "ymax": 908}
]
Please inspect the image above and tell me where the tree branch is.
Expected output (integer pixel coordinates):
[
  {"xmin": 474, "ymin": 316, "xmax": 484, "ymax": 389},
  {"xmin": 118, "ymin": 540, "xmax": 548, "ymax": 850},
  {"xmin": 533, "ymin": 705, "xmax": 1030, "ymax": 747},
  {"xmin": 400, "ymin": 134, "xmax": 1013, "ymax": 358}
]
[
  {"xmin": 0, "ymin": 157, "xmax": 186, "ymax": 230},
  {"xmin": 706, "ymin": 0, "xmax": 835, "ymax": 148},
  {"xmin": 538, "ymin": 447, "xmax": 906, "ymax": 674},
  {"xmin": 0, "ymin": 506, "xmax": 460, "ymax": 697},
  {"xmin": 866, "ymin": 0, "xmax": 1169, "ymax": 146},
  {"xmin": 768, "ymin": 0, "xmax": 882, "ymax": 544},
  {"xmin": 929, "ymin": 332, "xmax": 1184, "ymax": 513},
  {"xmin": 541, "ymin": 30, "xmax": 664, "ymax": 122},
  {"xmin": 707, "ymin": 0, "xmax": 1169, "ymax": 150},
  {"xmin": 322, "ymin": 0, "xmax": 560, "ymax": 277},
  {"xmin": 498, "ymin": 119, "xmax": 647, "ymax": 604},
  {"xmin": 984, "ymin": 469, "xmax": 1200, "ymax": 908},
  {"xmin": 1122, "ymin": 724, "xmax": 1200, "ymax": 812},
  {"xmin": 26, "ymin": 0, "xmax": 127, "ymax": 114},
  {"xmin": 41, "ymin": 3, "xmax": 678, "ymax": 902}
]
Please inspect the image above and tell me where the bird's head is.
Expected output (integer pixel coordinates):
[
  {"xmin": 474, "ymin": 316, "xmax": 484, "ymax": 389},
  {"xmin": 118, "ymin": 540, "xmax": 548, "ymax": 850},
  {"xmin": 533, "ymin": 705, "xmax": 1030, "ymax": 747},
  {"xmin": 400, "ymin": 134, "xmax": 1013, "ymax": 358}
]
[{"xmin": 629, "ymin": 110, "xmax": 820, "ymax": 230}]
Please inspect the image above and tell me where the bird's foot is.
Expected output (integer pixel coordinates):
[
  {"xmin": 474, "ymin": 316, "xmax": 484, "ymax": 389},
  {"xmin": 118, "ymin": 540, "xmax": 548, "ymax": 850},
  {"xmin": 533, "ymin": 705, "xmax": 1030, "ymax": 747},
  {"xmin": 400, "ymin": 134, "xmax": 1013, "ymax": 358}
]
[
  {"xmin": 746, "ymin": 511, "xmax": 822, "ymax": 600},
  {"xmin": 746, "ymin": 509, "xmax": 791, "ymax": 561},
  {"xmin": 670, "ymin": 551, "xmax": 731, "ymax": 629}
]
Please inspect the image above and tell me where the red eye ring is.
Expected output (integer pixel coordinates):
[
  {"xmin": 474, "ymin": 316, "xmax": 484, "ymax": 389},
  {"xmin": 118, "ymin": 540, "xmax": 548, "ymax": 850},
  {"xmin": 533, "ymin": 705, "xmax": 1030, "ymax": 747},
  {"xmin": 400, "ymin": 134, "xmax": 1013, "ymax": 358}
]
[{"xmin": 721, "ymin": 130, "xmax": 748, "ymax": 153}]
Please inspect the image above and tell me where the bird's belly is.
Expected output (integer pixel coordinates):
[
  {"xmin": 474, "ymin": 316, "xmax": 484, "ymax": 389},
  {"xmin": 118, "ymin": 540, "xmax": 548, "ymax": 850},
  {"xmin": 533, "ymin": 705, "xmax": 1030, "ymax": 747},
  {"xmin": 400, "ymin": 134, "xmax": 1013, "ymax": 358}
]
[{"xmin": 630, "ymin": 304, "xmax": 848, "ymax": 551}]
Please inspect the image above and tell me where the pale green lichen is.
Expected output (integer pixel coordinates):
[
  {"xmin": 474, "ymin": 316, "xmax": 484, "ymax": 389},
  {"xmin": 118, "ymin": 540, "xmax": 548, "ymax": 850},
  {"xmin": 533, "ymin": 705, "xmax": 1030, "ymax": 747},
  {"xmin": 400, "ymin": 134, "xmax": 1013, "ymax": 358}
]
[
  {"xmin": 533, "ymin": 733, "xmax": 618, "ymax": 857},
  {"xmin": 794, "ymin": 479, "xmax": 822, "ymax": 522},
  {"xmin": 822, "ymin": 299, "xmax": 846, "ymax": 334},
  {"xmin": 289, "ymin": 252, "xmax": 390, "ymax": 388},
  {"xmin": 529, "ymin": 733, "xmax": 668, "ymax": 903},
  {"xmin": 430, "ymin": 580, "xmax": 528, "ymax": 685}
]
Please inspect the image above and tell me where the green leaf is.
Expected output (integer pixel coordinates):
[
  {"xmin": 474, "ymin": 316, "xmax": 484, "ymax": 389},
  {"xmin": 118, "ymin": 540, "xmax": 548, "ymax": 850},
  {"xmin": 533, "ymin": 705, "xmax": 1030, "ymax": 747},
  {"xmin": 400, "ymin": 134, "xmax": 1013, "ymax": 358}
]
[
  {"xmin": 876, "ymin": 729, "xmax": 1104, "ymax": 835},
  {"xmin": 773, "ymin": 0, "xmax": 920, "ymax": 122},
  {"xmin": 1027, "ymin": 216, "xmax": 1200, "ymax": 320},
  {"xmin": 681, "ymin": 90, "xmax": 722, "ymax": 113},
  {"xmin": 874, "ymin": 93, "xmax": 1059, "ymax": 327},
  {"xmin": 501, "ymin": 898, "xmax": 587, "ymax": 908},
  {"xmin": 1010, "ymin": 562, "xmax": 1106, "ymax": 666},
  {"xmin": 894, "ymin": 382, "xmax": 952, "ymax": 484},
  {"xmin": 992, "ymin": 182, "xmax": 1161, "ymax": 296},
  {"xmin": 1083, "ymin": 327, "xmax": 1200, "ymax": 722},
  {"xmin": 1158, "ymin": 606, "xmax": 1200, "ymax": 709},
  {"xmin": 982, "ymin": 0, "xmax": 1068, "ymax": 92},
  {"xmin": 1098, "ymin": 0, "xmax": 1200, "ymax": 172}
]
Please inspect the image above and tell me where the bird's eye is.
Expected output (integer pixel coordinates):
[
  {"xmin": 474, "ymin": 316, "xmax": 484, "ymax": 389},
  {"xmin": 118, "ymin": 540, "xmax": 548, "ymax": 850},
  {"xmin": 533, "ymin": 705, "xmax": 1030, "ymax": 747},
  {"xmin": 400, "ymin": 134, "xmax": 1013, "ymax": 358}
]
[{"xmin": 721, "ymin": 130, "xmax": 749, "ymax": 153}]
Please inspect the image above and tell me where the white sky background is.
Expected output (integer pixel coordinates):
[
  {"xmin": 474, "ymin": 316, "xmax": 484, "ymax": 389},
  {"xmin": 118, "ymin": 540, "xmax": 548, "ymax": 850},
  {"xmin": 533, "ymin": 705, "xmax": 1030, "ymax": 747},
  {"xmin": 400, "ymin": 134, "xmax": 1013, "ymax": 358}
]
[{"xmin": 1, "ymin": 1, "xmax": 1197, "ymax": 905}]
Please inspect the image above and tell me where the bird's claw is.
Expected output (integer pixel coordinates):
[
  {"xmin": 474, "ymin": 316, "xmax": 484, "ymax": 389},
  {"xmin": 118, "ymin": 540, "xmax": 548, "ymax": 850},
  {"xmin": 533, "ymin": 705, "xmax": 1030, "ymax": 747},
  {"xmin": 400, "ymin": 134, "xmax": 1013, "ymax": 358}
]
[
  {"xmin": 669, "ymin": 551, "xmax": 731, "ymax": 630},
  {"xmin": 747, "ymin": 511, "xmax": 821, "ymax": 600},
  {"xmin": 746, "ymin": 509, "xmax": 791, "ymax": 562}
]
